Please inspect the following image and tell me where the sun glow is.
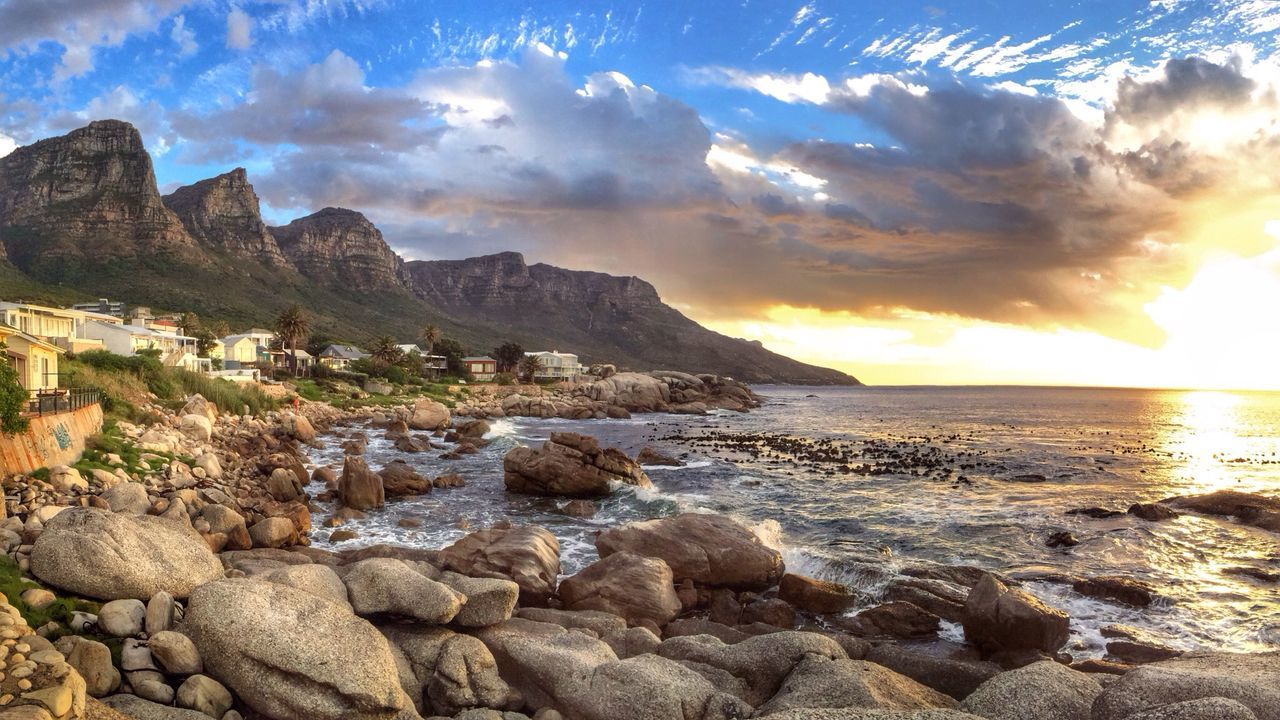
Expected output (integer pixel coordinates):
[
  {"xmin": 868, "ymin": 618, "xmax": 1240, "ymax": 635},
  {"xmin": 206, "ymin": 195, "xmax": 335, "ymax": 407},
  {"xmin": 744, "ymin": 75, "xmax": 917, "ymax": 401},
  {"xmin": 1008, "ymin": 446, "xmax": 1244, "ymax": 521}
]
[{"xmin": 703, "ymin": 221, "xmax": 1280, "ymax": 389}]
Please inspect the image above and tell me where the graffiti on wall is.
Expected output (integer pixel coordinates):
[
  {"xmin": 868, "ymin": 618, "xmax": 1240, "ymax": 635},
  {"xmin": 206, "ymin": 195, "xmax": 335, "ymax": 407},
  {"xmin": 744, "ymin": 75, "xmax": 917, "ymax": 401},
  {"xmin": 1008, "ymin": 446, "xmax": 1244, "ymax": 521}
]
[{"xmin": 52, "ymin": 423, "xmax": 72, "ymax": 451}]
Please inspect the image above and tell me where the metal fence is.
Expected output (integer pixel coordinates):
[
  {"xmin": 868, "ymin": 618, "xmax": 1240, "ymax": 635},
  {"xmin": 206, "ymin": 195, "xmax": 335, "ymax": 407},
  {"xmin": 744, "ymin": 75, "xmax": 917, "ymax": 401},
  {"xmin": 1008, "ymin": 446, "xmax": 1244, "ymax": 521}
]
[{"xmin": 26, "ymin": 388, "xmax": 101, "ymax": 417}]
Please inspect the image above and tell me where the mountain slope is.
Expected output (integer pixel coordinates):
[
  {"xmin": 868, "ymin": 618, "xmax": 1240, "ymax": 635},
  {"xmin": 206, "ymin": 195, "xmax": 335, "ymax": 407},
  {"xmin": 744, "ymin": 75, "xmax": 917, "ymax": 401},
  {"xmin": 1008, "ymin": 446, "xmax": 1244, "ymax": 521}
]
[{"xmin": 0, "ymin": 120, "xmax": 860, "ymax": 384}]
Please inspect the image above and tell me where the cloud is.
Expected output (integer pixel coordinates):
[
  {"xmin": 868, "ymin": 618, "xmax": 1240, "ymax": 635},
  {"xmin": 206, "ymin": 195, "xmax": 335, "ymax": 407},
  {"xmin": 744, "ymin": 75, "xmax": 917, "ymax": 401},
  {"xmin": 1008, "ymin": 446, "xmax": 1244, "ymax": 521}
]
[
  {"xmin": 0, "ymin": 131, "xmax": 16, "ymax": 158},
  {"xmin": 226, "ymin": 7, "xmax": 253, "ymax": 50},
  {"xmin": 170, "ymin": 14, "xmax": 197, "ymax": 57},
  {"xmin": 0, "ymin": 0, "xmax": 193, "ymax": 81},
  {"xmin": 1111, "ymin": 56, "xmax": 1257, "ymax": 124},
  {"xmin": 682, "ymin": 66, "xmax": 831, "ymax": 104}
]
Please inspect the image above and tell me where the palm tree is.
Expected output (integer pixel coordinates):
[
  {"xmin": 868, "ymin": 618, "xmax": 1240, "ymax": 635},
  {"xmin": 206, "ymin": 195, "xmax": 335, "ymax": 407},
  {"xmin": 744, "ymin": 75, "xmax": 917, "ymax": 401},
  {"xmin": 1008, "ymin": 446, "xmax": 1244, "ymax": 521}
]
[
  {"xmin": 517, "ymin": 354, "xmax": 544, "ymax": 383},
  {"xmin": 274, "ymin": 304, "xmax": 309, "ymax": 376},
  {"xmin": 370, "ymin": 336, "xmax": 403, "ymax": 366},
  {"xmin": 178, "ymin": 312, "xmax": 201, "ymax": 337},
  {"xmin": 420, "ymin": 324, "xmax": 442, "ymax": 355}
]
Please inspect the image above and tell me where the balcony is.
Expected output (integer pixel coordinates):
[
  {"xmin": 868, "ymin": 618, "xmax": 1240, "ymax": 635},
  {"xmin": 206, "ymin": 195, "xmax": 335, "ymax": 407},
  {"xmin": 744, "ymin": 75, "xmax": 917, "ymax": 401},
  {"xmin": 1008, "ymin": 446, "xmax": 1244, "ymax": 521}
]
[{"xmin": 26, "ymin": 388, "xmax": 102, "ymax": 417}]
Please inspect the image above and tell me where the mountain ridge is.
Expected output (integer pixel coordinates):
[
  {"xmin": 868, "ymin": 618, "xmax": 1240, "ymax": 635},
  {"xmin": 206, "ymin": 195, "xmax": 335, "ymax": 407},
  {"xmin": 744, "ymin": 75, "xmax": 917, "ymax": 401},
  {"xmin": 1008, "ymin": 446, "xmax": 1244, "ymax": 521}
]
[{"xmin": 0, "ymin": 119, "xmax": 860, "ymax": 385}]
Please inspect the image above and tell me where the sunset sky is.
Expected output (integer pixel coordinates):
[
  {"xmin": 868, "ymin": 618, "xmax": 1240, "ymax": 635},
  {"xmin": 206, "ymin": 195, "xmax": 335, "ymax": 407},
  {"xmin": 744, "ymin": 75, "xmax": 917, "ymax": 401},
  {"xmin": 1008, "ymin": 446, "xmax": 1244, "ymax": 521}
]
[{"xmin": 2, "ymin": 1, "xmax": 1280, "ymax": 389}]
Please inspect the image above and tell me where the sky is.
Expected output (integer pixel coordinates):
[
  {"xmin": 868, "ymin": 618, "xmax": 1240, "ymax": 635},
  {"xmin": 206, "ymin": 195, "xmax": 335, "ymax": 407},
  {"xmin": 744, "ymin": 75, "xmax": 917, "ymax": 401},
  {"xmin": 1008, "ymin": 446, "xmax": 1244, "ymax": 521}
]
[{"xmin": 2, "ymin": 0, "xmax": 1280, "ymax": 389}]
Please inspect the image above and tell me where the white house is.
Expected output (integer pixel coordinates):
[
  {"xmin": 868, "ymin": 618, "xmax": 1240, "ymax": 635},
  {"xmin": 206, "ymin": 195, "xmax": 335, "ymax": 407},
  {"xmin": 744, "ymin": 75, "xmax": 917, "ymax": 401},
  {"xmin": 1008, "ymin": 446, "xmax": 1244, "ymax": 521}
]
[
  {"xmin": 523, "ymin": 351, "xmax": 584, "ymax": 381},
  {"xmin": 0, "ymin": 301, "xmax": 122, "ymax": 353},
  {"xmin": 82, "ymin": 321, "xmax": 203, "ymax": 369}
]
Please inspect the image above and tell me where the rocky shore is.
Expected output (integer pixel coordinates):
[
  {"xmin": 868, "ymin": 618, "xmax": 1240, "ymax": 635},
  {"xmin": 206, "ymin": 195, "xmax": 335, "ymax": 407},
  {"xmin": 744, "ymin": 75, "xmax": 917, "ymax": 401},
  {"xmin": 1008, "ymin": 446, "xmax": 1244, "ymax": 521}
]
[{"xmin": 0, "ymin": 391, "xmax": 1276, "ymax": 720}]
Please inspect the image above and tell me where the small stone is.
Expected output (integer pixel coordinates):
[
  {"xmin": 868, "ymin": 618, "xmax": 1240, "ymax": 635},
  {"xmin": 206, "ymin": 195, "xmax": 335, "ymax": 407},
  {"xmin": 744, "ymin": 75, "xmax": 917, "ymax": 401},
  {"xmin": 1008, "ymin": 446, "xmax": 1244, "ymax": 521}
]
[
  {"xmin": 145, "ymin": 591, "xmax": 176, "ymax": 635},
  {"xmin": 98, "ymin": 599, "xmax": 146, "ymax": 637},
  {"xmin": 149, "ymin": 630, "xmax": 203, "ymax": 675},
  {"xmin": 177, "ymin": 674, "xmax": 234, "ymax": 718},
  {"xmin": 28, "ymin": 649, "xmax": 63, "ymax": 665},
  {"xmin": 19, "ymin": 589, "xmax": 56, "ymax": 611},
  {"xmin": 19, "ymin": 685, "xmax": 71, "ymax": 716}
]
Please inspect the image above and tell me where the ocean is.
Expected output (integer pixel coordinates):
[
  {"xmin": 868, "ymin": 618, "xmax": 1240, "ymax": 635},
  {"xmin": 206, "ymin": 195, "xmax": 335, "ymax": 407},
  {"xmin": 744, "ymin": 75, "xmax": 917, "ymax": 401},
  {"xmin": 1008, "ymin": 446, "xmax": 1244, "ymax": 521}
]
[{"xmin": 308, "ymin": 385, "xmax": 1280, "ymax": 657}]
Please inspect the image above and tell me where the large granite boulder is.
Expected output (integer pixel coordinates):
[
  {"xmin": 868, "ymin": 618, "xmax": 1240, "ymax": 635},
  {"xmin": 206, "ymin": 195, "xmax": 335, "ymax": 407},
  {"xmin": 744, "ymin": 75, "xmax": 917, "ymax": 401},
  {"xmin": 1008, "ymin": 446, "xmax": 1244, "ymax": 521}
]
[
  {"xmin": 779, "ymin": 573, "xmax": 861, "ymax": 614},
  {"xmin": 409, "ymin": 398, "xmax": 450, "ymax": 431},
  {"xmin": 31, "ymin": 508, "xmax": 224, "ymax": 600},
  {"xmin": 379, "ymin": 461, "xmax": 432, "ymax": 497},
  {"xmin": 1092, "ymin": 652, "xmax": 1280, "ymax": 720},
  {"xmin": 961, "ymin": 660, "xmax": 1101, "ymax": 720},
  {"xmin": 558, "ymin": 551, "xmax": 682, "ymax": 627},
  {"xmin": 343, "ymin": 558, "xmax": 463, "ymax": 624},
  {"xmin": 962, "ymin": 574, "xmax": 1070, "ymax": 653},
  {"xmin": 1120, "ymin": 698, "xmax": 1260, "ymax": 720},
  {"xmin": 474, "ymin": 619, "xmax": 749, "ymax": 720},
  {"xmin": 438, "ymin": 525, "xmax": 561, "ymax": 604},
  {"xmin": 381, "ymin": 625, "xmax": 517, "ymax": 716},
  {"xmin": 503, "ymin": 432, "xmax": 651, "ymax": 497},
  {"xmin": 339, "ymin": 456, "xmax": 385, "ymax": 511},
  {"xmin": 865, "ymin": 645, "xmax": 1001, "ymax": 701},
  {"xmin": 184, "ymin": 578, "xmax": 408, "ymax": 720},
  {"xmin": 578, "ymin": 372, "xmax": 669, "ymax": 412},
  {"xmin": 655, "ymin": 630, "xmax": 847, "ymax": 706},
  {"xmin": 756, "ymin": 655, "xmax": 958, "ymax": 716},
  {"xmin": 596, "ymin": 513, "xmax": 784, "ymax": 591}
]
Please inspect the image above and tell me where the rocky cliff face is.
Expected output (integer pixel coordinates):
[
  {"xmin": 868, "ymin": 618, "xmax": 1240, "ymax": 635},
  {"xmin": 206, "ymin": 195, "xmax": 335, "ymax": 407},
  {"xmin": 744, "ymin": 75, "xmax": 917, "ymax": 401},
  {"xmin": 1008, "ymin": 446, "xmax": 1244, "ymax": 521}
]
[
  {"xmin": 162, "ymin": 168, "xmax": 288, "ymax": 266},
  {"xmin": 406, "ymin": 253, "xmax": 859, "ymax": 385},
  {"xmin": 270, "ymin": 208, "xmax": 410, "ymax": 292},
  {"xmin": 0, "ymin": 120, "xmax": 200, "ymax": 275}
]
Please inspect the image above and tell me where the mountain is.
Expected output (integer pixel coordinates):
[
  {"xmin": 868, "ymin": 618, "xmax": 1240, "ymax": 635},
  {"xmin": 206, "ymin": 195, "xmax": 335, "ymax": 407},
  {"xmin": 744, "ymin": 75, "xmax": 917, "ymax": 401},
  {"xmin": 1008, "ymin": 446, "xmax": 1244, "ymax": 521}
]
[
  {"xmin": 162, "ymin": 168, "xmax": 288, "ymax": 267},
  {"xmin": 405, "ymin": 253, "xmax": 854, "ymax": 384},
  {"xmin": 0, "ymin": 120, "xmax": 860, "ymax": 384},
  {"xmin": 270, "ymin": 207, "xmax": 411, "ymax": 292},
  {"xmin": 0, "ymin": 120, "xmax": 200, "ymax": 280}
]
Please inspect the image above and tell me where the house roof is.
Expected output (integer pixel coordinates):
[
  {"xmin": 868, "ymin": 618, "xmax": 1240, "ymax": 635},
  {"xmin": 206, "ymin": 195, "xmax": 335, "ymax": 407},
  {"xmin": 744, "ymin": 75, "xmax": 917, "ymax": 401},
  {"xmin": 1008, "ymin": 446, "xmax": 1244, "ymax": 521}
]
[
  {"xmin": 462, "ymin": 356, "xmax": 496, "ymax": 362},
  {"xmin": 0, "ymin": 323, "xmax": 65, "ymax": 354},
  {"xmin": 220, "ymin": 334, "xmax": 258, "ymax": 346},
  {"xmin": 321, "ymin": 344, "xmax": 368, "ymax": 359}
]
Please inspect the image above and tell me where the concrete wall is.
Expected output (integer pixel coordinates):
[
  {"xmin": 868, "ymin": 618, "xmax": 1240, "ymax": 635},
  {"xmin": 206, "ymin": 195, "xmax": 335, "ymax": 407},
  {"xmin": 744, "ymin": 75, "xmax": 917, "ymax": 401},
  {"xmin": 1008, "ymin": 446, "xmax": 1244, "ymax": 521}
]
[{"xmin": 0, "ymin": 403, "xmax": 104, "ymax": 474}]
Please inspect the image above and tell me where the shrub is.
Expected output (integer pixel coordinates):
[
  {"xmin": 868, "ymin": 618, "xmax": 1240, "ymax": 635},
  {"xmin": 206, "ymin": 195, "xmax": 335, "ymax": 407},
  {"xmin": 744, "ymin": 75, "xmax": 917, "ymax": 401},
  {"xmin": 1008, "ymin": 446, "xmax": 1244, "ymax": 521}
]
[{"xmin": 494, "ymin": 372, "xmax": 515, "ymax": 386}]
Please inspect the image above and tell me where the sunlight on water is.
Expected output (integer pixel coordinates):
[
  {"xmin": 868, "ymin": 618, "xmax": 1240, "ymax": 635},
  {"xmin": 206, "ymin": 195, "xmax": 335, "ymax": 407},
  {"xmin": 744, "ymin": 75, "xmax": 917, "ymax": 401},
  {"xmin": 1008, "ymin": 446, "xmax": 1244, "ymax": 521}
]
[{"xmin": 1169, "ymin": 391, "xmax": 1243, "ymax": 493}]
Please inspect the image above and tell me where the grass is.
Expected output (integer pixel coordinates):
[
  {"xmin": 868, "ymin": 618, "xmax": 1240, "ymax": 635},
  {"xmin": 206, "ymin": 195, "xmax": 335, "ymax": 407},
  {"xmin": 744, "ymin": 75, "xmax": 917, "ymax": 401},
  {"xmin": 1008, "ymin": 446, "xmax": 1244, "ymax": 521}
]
[
  {"xmin": 290, "ymin": 376, "xmax": 458, "ymax": 409},
  {"xmin": 0, "ymin": 556, "xmax": 101, "ymax": 640},
  {"xmin": 74, "ymin": 420, "xmax": 182, "ymax": 477}
]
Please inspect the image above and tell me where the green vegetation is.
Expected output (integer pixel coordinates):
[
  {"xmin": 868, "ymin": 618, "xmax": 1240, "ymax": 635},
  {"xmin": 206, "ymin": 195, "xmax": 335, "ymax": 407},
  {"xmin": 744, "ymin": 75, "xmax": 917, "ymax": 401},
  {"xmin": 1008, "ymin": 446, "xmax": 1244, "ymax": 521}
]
[
  {"xmin": 492, "ymin": 342, "xmax": 524, "ymax": 373},
  {"xmin": 65, "ymin": 350, "xmax": 278, "ymax": 421},
  {"xmin": 0, "ymin": 342, "xmax": 29, "ymax": 434},
  {"xmin": 73, "ymin": 420, "xmax": 190, "ymax": 477},
  {"xmin": 291, "ymin": 376, "xmax": 456, "ymax": 410},
  {"xmin": 0, "ymin": 556, "xmax": 101, "ymax": 639}
]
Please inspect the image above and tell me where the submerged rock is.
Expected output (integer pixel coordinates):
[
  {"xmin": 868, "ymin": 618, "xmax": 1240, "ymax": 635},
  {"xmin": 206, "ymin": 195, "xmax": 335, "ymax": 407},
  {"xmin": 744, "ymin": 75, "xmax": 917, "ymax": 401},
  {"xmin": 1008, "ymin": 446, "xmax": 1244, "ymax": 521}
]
[{"xmin": 1162, "ymin": 491, "xmax": 1280, "ymax": 533}]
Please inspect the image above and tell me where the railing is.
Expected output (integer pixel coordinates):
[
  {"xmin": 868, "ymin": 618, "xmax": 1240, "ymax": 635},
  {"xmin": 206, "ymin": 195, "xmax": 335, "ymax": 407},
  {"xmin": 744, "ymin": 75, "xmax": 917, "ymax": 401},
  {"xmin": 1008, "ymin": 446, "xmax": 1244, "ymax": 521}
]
[{"xmin": 26, "ymin": 388, "xmax": 101, "ymax": 417}]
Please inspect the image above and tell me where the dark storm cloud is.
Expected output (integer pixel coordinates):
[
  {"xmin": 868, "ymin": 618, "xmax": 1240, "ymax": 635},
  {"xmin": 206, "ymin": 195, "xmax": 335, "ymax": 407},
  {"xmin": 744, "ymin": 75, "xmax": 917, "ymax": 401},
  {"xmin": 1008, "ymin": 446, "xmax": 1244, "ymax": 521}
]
[{"xmin": 1110, "ymin": 56, "xmax": 1257, "ymax": 124}]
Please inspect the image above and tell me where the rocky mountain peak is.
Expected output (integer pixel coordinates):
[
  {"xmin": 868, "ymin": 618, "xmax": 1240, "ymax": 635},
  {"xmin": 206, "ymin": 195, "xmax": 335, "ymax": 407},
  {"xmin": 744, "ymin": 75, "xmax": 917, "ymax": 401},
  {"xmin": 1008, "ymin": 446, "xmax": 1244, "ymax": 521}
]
[
  {"xmin": 0, "ymin": 119, "xmax": 200, "ymax": 276},
  {"xmin": 269, "ymin": 207, "xmax": 410, "ymax": 292},
  {"xmin": 163, "ymin": 168, "xmax": 288, "ymax": 266}
]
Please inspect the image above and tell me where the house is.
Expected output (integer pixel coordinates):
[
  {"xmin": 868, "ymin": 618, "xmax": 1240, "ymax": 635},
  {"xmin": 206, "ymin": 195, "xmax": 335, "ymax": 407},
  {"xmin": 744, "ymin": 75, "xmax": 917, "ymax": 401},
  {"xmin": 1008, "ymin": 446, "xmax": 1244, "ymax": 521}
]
[
  {"xmin": 81, "ymin": 321, "xmax": 200, "ymax": 361},
  {"xmin": 397, "ymin": 344, "xmax": 421, "ymax": 356},
  {"xmin": 319, "ymin": 344, "xmax": 369, "ymax": 371},
  {"xmin": 220, "ymin": 334, "xmax": 262, "ymax": 369},
  {"xmin": 0, "ymin": 301, "xmax": 121, "ymax": 353},
  {"xmin": 269, "ymin": 348, "xmax": 314, "ymax": 376},
  {"xmin": 422, "ymin": 354, "xmax": 448, "ymax": 378},
  {"xmin": 523, "ymin": 351, "xmax": 584, "ymax": 381},
  {"xmin": 462, "ymin": 356, "xmax": 497, "ymax": 381},
  {"xmin": 0, "ymin": 324, "xmax": 64, "ymax": 392},
  {"xmin": 71, "ymin": 298, "xmax": 125, "ymax": 317}
]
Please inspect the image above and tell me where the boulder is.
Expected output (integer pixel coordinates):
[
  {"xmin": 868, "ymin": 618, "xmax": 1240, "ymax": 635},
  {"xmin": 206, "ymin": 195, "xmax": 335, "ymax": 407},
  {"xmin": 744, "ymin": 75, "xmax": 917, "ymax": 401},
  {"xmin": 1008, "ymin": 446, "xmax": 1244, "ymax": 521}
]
[
  {"xmin": 756, "ymin": 655, "xmax": 958, "ymax": 716},
  {"xmin": 394, "ymin": 435, "xmax": 432, "ymax": 453},
  {"xmin": 199, "ymin": 505, "xmax": 251, "ymax": 552},
  {"xmin": 596, "ymin": 513, "xmax": 784, "ymax": 591},
  {"xmin": 194, "ymin": 454, "xmax": 222, "ymax": 480},
  {"xmin": 266, "ymin": 467, "xmax": 304, "ymax": 502},
  {"xmin": 516, "ymin": 608, "xmax": 627, "ymax": 637},
  {"xmin": 101, "ymin": 695, "xmax": 210, "ymax": 719},
  {"xmin": 379, "ymin": 461, "xmax": 432, "ymax": 497},
  {"xmin": 382, "ymin": 625, "xmax": 517, "ymax": 716},
  {"xmin": 655, "ymin": 630, "xmax": 847, "ymax": 706},
  {"xmin": 180, "ymin": 414, "xmax": 213, "ymax": 443},
  {"xmin": 1092, "ymin": 651, "xmax": 1280, "ymax": 720},
  {"xmin": 101, "ymin": 482, "xmax": 151, "ymax": 514},
  {"xmin": 866, "ymin": 645, "xmax": 1001, "ymax": 701},
  {"xmin": 558, "ymin": 551, "xmax": 682, "ymax": 627},
  {"xmin": 841, "ymin": 601, "xmax": 940, "ymax": 638},
  {"xmin": 180, "ymin": 394, "xmax": 217, "ymax": 422},
  {"xmin": 961, "ymin": 660, "xmax": 1102, "ymax": 720},
  {"xmin": 1073, "ymin": 576, "xmax": 1155, "ymax": 607},
  {"xmin": 1121, "ymin": 698, "xmax": 1260, "ymax": 720},
  {"xmin": 779, "ymin": 573, "xmax": 861, "ymax": 614},
  {"xmin": 149, "ymin": 630, "xmax": 203, "ymax": 675},
  {"xmin": 453, "ymin": 419, "xmax": 490, "ymax": 439},
  {"xmin": 99, "ymin": 598, "xmax": 146, "ymax": 637},
  {"xmin": 261, "ymin": 564, "xmax": 351, "ymax": 609},
  {"xmin": 31, "ymin": 508, "xmax": 224, "ymax": 600},
  {"xmin": 339, "ymin": 456, "xmax": 385, "ymax": 511},
  {"xmin": 757, "ymin": 711, "xmax": 985, "ymax": 719},
  {"xmin": 56, "ymin": 636, "xmax": 120, "ymax": 697},
  {"xmin": 145, "ymin": 591, "xmax": 175, "ymax": 635},
  {"xmin": 635, "ymin": 447, "xmax": 684, "ymax": 466},
  {"xmin": 439, "ymin": 525, "xmax": 561, "ymax": 604},
  {"xmin": 249, "ymin": 517, "xmax": 296, "ymax": 549},
  {"xmin": 280, "ymin": 413, "xmax": 316, "ymax": 442},
  {"xmin": 962, "ymin": 574, "xmax": 1070, "ymax": 654},
  {"xmin": 343, "ymin": 558, "xmax": 463, "ymax": 624},
  {"xmin": 409, "ymin": 398, "xmax": 451, "ymax": 431},
  {"xmin": 49, "ymin": 464, "xmax": 88, "ymax": 494},
  {"xmin": 503, "ymin": 432, "xmax": 651, "ymax": 497},
  {"xmin": 884, "ymin": 578, "xmax": 969, "ymax": 623},
  {"xmin": 176, "ymin": 674, "xmax": 234, "ymax": 718},
  {"xmin": 1162, "ymin": 490, "xmax": 1280, "ymax": 533},
  {"xmin": 184, "ymin": 578, "xmax": 409, "ymax": 720},
  {"xmin": 1128, "ymin": 503, "xmax": 1179, "ymax": 521},
  {"xmin": 438, "ymin": 571, "xmax": 519, "ymax": 627}
]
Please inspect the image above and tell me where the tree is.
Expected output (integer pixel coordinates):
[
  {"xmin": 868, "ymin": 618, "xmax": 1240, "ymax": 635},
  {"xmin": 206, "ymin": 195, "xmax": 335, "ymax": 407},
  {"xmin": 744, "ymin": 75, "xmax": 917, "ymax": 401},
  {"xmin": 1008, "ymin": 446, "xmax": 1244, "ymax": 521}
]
[
  {"xmin": 274, "ymin": 304, "xmax": 309, "ymax": 375},
  {"xmin": 209, "ymin": 319, "xmax": 231, "ymax": 339},
  {"xmin": 492, "ymin": 342, "xmax": 524, "ymax": 373},
  {"xmin": 193, "ymin": 328, "xmax": 219, "ymax": 358},
  {"xmin": 0, "ymin": 344, "xmax": 28, "ymax": 434},
  {"xmin": 434, "ymin": 337, "xmax": 467, "ymax": 377},
  {"xmin": 369, "ymin": 336, "xmax": 403, "ymax": 366},
  {"xmin": 518, "ymin": 353, "xmax": 544, "ymax": 383},
  {"xmin": 178, "ymin": 312, "xmax": 201, "ymax": 337},
  {"xmin": 420, "ymin": 324, "xmax": 442, "ymax": 355}
]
